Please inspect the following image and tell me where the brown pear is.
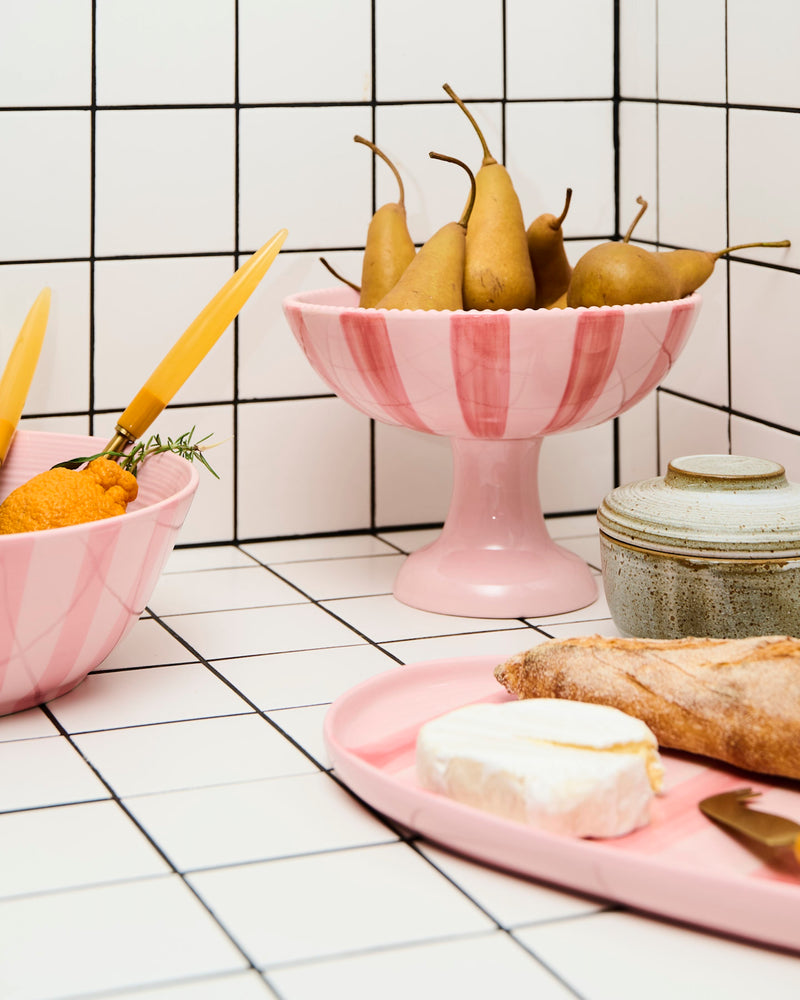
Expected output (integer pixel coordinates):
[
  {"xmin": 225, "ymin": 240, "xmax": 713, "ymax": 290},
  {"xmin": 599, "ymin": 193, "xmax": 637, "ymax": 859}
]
[
  {"xmin": 567, "ymin": 197, "xmax": 664, "ymax": 306},
  {"xmin": 568, "ymin": 196, "xmax": 791, "ymax": 307},
  {"xmin": 659, "ymin": 239, "xmax": 791, "ymax": 298},
  {"xmin": 354, "ymin": 135, "xmax": 416, "ymax": 308},
  {"xmin": 443, "ymin": 84, "xmax": 535, "ymax": 311},
  {"xmin": 319, "ymin": 257, "xmax": 360, "ymax": 294},
  {"xmin": 375, "ymin": 152, "xmax": 476, "ymax": 311},
  {"xmin": 527, "ymin": 187, "xmax": 573, "ymax": 308}
]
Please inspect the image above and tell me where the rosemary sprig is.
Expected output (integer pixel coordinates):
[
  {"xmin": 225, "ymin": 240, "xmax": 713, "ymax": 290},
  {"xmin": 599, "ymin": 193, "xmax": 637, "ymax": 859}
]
[{"xmin": 53, "ymin": 427, "xmax": 220, "ymax": 478}]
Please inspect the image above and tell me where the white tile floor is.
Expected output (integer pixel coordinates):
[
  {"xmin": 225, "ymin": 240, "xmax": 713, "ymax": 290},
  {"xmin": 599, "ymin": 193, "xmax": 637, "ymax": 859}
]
[{"xmin": 1, "ymin": 516, "xmax": 798, "ymax": 1000}]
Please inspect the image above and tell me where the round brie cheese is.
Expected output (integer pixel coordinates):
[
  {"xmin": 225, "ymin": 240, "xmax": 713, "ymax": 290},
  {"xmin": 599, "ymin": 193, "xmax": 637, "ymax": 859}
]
[{"xmin": 415, "ymin": 698, "xmax": 663, "ymax": 838}]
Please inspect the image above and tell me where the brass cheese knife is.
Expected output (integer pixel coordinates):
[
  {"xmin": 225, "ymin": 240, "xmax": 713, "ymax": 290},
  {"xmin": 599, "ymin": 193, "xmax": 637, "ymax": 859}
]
[
  {"xmin": 699, "ymin": 788, "xmax": 800, "ymax": 862},
  {"xmin": 104, "ymin": 228, "xmax": 288, "ymax": 457}
]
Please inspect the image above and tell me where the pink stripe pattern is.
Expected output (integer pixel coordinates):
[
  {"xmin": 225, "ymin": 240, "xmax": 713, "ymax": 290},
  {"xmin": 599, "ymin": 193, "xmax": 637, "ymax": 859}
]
[
  {"xmin": 283, "ymin": 291, "xmax": 701, "ymax": 442},
  {"xmin": 450, "ymin": 312, "xmax": 511, "ymax": 437}
]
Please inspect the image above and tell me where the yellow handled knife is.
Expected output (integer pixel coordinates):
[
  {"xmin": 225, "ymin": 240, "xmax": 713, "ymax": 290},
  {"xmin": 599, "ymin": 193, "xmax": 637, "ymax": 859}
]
[
  {"xmin": 105, "ymin": 228, "xmax": 288, "ymax": 455},
  {"xmin": 0, "ymin": 287, "xmax": 51, "ymax": 465}
]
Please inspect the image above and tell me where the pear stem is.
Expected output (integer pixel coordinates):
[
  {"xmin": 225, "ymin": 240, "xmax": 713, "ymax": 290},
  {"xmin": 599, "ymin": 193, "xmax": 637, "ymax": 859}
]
[
  {"xmin": 319, "ymin": 257, "xmax": 360, "ymax": 293},
  {"xmin": 623, "ymin": 196, "xmax": 648, "ymax": 243},
  {"xmin": 354, "ymin": 134, "xmax": 406, "ymax": 207},
  {"xmin": 442, "ymin": 83, "xmax": 497, "ymax": 167},
  {"xmin": 552, "ymin": 187, "xmax": 573, "ymax": 231},
  {"xmin": 429, "ymin": 151, "xmax": 476, "ymax": 228},
  {"xmin": 714, "ymin": 239, "xmax": 791, "ymax": 259}
]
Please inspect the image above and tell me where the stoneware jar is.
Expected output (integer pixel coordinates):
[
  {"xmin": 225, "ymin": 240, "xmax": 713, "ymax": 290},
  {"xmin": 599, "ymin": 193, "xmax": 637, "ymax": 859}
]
[{"xmin": 597, "ymin": 454, "xmax": 800, "ymax": 639}]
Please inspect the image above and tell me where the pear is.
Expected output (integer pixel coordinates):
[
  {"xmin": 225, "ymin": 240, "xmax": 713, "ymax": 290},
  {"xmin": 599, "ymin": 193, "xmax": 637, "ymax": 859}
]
[
  {"xmin": 319, "ymin": 257, "xmax": 360, "ymax": 294},
  {"xmin": 527, "ymin": 187, "xmax": 573, "ymax": 308},
  {"xmin": 443, "ymin": 83, "xmax": 535, "ymax": 311},
  {"xmin": 567, "ymin": 197, "xmax": 791, "ymax": 307},
  {"xmin": 375, "ymin": 152, "xmax": 476, "ymax": 311},
  {"xmin": 354, "ymin": 135, "xmax": 416, "ymax": 308}
]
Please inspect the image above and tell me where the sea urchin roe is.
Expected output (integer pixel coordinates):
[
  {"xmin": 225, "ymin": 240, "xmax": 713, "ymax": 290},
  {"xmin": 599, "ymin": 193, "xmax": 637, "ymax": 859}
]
[{"xmin": 0, "ymin": 457, "xmax": 138, "ymax": 534}]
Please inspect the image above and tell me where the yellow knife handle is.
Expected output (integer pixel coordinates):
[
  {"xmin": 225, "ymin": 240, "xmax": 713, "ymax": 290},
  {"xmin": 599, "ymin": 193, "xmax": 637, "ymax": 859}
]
[
  {"xmin": 115, "ymin": 228, "xmax": 288, "ymax": 443},
  {"xmin": 0, "ymin": 417, "xmax": 16, "ymax": 464},
  {"xmin": 0, "ymin": 288, "xmax": 51, "ymax": 464}
]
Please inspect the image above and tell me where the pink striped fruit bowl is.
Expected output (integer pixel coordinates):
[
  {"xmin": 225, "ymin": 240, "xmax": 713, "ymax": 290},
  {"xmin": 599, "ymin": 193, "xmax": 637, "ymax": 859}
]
[
  {"xmin": 283, "ymin": 288, "xmax": 700, "ymax": 619},
  {"xmin": 0, "ymin": 429, "xmax": 199, "ymax": 716}
]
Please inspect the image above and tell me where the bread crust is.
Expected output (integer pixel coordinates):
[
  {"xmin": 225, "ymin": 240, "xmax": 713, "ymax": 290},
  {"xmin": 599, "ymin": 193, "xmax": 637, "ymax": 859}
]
[{"xmin": 494, "ymin": 635, "xmax": 800, "ymax": 779}]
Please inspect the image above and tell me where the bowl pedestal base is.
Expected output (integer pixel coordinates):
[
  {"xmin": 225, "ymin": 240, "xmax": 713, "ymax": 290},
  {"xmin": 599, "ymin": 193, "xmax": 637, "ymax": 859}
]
[{"xmin": 393, "ymin": 437, "xmax": 597, "ymax": 619}]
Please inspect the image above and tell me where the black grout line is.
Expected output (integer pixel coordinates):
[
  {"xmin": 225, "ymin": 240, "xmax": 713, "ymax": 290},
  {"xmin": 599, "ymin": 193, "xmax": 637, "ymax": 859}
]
[{"xmin": 37, "ymin": 701, "xmax": 267, "ymax": 977}]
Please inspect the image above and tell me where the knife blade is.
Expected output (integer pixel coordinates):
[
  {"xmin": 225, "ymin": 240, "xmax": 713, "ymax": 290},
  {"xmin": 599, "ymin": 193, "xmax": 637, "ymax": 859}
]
[
  {"xmin": 104, "ymin": 228, "xmax": 288, "ymax": 456},
  {"xmin": 0, "ymin": 287, "xmax": 51, "ymax": 465},
  {"xmin": 699, "ymin": 788, "xmax": 800, "ymax": 861}
]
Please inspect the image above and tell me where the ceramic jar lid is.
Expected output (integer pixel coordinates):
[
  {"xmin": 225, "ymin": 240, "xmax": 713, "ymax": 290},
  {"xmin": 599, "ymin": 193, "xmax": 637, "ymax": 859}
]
[{"xmin": 597, "ymin": 454, "xmax": 800, "ymax": 558}]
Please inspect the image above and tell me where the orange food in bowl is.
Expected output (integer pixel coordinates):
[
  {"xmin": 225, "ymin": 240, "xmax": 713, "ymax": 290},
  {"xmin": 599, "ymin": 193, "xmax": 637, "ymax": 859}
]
[{"xmin": 0, "ymin": 457, "xmax": 138, "ymax": 534}]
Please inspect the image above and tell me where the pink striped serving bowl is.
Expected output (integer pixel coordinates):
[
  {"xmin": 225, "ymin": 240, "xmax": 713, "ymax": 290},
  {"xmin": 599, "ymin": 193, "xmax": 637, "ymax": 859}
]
[
  {"xmin": 0, "ymin": 430, "xmax": 199, "ymax": 715},
  {"xmin": 283, "ymin": 288, "xmax": 699, "ymax": 440},
  {"xmin": 283, "ymin": 288, "xmax": 701, "ymax": 619}
]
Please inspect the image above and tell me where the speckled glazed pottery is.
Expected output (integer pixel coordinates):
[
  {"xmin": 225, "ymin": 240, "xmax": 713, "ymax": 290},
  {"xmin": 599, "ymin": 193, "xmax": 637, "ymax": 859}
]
[{"xmin": 597, "ymin": 454, "xmax": 800, "ymax": 639}]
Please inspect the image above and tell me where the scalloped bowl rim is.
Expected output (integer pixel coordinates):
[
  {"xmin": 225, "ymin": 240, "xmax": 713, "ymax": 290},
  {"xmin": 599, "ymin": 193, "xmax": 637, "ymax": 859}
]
[
  {"xmin": 284, "ymin": 287, "xmax": 703, "ymax": 318},
  {"xmin": 0, "ymin": 429, "xmax": 200, "ymax": 542}
]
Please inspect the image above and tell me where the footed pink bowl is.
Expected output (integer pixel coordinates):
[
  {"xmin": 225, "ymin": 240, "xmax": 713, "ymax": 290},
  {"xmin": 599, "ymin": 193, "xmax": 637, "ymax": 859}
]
[
  {"xmin": 0, "ymin": 429, "xmax": 199, "ymax": 715},
  {"xmin": 284, "ymin": 288, "xmax": 700, "ymax": 618}
]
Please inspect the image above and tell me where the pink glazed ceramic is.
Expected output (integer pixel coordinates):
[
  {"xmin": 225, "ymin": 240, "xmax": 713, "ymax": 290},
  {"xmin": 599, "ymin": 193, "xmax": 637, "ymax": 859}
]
[
  {"xmin": 284, "ymin": 288, "xmax": 700, "ymax": 618},
  {"xmin": 0, "ymin": 430, "xmax": 199, "ymax": 715}
]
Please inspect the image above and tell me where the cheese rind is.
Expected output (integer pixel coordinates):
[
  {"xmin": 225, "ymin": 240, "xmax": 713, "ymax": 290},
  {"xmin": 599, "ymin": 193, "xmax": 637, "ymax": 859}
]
[{"xmin": 415, "ymin": 698, "xmax": 663, "ymax": 838}]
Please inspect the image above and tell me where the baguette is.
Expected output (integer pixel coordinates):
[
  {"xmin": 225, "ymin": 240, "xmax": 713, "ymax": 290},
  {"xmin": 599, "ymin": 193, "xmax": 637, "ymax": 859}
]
[{"xmin": 494, "ymin": 634, "xmax": 800, "ymax": 780}]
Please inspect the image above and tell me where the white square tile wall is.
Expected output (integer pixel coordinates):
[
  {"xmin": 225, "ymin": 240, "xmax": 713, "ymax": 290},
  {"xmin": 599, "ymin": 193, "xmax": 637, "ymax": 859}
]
[{"xmin": 1, "ymin": 0, "xmax": 798, "ymax": 546}]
